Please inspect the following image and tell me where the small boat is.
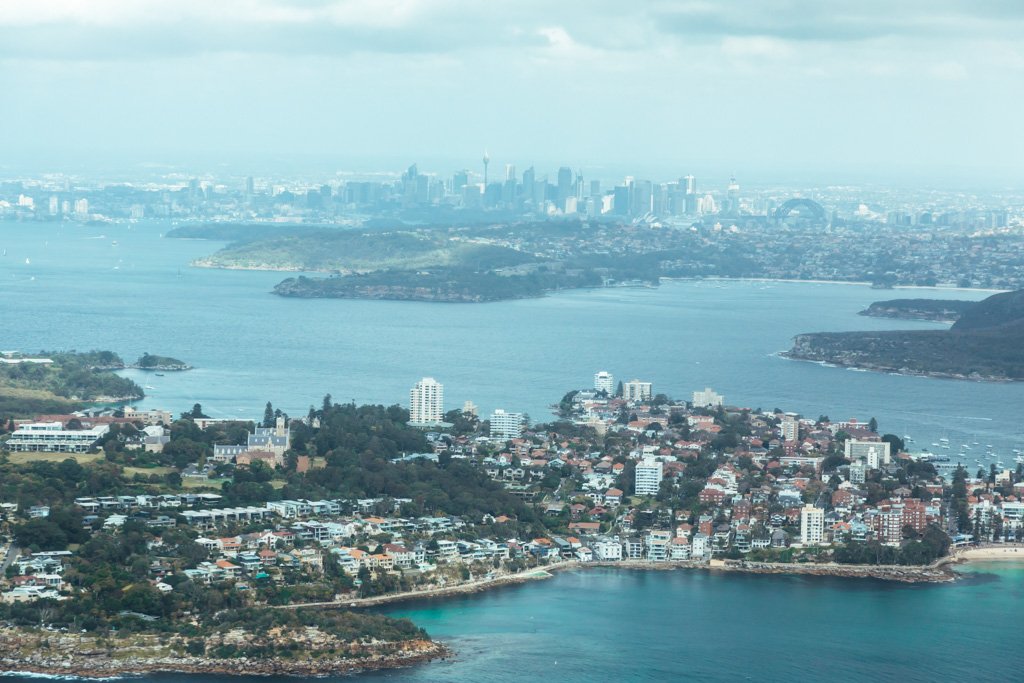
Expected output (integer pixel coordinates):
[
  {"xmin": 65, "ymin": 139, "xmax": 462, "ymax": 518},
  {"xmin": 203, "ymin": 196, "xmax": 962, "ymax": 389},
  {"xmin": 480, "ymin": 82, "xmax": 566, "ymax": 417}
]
[
  {"xmin": 154, "ymin": 372, "xmax": 165, "ymax": 377},
  {"xmin": 144, "ymin": 385, "xmax": 155, "ymax": 390}
]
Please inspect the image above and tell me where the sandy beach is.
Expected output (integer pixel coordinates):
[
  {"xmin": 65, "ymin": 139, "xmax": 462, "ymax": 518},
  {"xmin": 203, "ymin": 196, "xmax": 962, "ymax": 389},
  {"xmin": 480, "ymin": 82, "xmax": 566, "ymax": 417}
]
[{"xmin": 954, "ymin": 545, "xmax": 1024, "ymax": 562}]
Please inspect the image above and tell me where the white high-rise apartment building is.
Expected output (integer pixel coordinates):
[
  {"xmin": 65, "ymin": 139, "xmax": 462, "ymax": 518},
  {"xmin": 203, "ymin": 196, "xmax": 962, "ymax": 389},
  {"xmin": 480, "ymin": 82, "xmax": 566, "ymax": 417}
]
[
  {"xmin": 623, "ymin": 379, "xmax": 653, "ymax": 402},
  {"xmin": 489, "ymin": 409, "xmax": 524, "ymax": 439},
  {"xmin": 594, "ymin": 371, "xmax": 614, "ymax": 394},
  {"xmin": 635, "ymin": 459, "xmax": 663, "ymax": 496},
  {"xmin": 800, "ymin": 504, "xmax": 825, "ymax": 546},
  {"xmin": 692, "ymin": 387, "xmax": 724, "ymax": 408},
  {"xmin": 781, "ymin": 415, "xmax": 799, "ymax": 442},
  {"xmin": 409, "ymin": 377, "xmax": 444, "ymax": 425}
]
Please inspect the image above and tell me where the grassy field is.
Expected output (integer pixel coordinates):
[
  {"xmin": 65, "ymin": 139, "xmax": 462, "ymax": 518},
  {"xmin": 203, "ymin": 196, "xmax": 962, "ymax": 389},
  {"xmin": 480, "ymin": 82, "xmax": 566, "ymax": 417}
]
[
  {"xmin": 6, "ymin": 451, "xmax": 104, "ymax": 465},
  {"xmin": 181, "ymin": 477, "xmax": 228, "ymax": 489},
  {"xmin": 123, "ymin": 466, "xmax": 176, "ymax": 477},
  {"xmin": 0, "ymin": 385, "xmax": 78, "ymax": 417}
]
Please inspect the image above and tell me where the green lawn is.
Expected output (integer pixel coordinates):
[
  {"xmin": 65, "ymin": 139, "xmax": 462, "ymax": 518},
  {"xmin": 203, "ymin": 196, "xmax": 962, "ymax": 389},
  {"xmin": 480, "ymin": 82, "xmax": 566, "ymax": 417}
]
[{"xmin": 7, "ymin": 451, "xmax": 104, "ymax": 465}]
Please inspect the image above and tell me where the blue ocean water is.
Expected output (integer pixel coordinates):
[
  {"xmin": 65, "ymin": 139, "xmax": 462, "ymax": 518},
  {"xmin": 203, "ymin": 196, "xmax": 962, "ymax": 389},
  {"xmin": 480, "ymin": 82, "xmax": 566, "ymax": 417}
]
[{"xmin": 0, "ymin": 220, "xmax": 1017, "ymax": 461}]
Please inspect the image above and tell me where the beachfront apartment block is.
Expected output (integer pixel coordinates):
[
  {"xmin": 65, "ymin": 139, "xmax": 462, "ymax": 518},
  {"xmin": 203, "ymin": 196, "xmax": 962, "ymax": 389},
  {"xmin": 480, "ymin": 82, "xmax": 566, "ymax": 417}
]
[
  {"xmin": 5, "ymin": 422, "xmax": 110, "ymax": 453},
  {"xmin": 489, "ymin": 409, "xmax": 524, "ymax": 439},
  {"xmin": 635, "ymin": 459, "xmax": 664, "ymax": 496},
  {"xmin": 800, "ymin": 504, "xmax": 825, "ymax": 546},
  {"xmin": 845, "ymin": 439, "xmax": 891, "ymax": 469},
  {"xmin": 409, "ymin": 377, "xmax": 444, "ymax": 425},
  {"xmin": 692, "ymin": 387, "xmax": 724, "ymax": 408},
  {"xmin": 594, "ymin": 371, "xmax": 614, "ymax": 394},
  {"xmin": 623, "ymin": 379, "xmax": 653, "ymax": 402}
]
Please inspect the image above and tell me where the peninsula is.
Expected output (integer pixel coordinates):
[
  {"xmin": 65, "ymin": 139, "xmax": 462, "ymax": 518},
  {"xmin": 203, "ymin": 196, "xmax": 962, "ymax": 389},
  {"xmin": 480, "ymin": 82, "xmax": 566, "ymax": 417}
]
[
  {"xmin": 786, "ymin": 289, "xmax": 1024, "ymax": 380},
  {"xmin": 858, "ymin": 298, "xmax": 978, "ymax": 323},
  {"xmin": 0, "ymin": 350, "xmax": 145, "ymax": 416},
  {"xmin": 5, "ymin": 378, "xmax": 1013, "ymax": 676}
]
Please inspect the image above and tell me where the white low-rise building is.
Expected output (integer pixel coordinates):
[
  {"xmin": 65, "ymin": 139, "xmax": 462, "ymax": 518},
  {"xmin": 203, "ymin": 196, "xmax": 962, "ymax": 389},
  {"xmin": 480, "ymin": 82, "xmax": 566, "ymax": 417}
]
[{"xmin": 6, "ymin": 422, "xmax": 109, "ymax": 453}]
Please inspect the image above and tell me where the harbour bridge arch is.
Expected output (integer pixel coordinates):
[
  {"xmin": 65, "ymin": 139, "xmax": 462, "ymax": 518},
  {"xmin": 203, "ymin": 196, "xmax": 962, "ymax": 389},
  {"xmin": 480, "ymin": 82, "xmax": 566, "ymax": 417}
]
[{"xmin": 774, "ymin": 198, "xmax": 827, "ymax": 224}]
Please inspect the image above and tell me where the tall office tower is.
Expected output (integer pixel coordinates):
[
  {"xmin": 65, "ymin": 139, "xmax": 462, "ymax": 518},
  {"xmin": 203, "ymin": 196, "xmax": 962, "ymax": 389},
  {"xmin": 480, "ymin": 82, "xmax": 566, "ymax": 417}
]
[
  {"xmin": 613, "ymin": 185, "xmax": 630, "ymax": 216},
  {"xmin": 521, "ymin": 166, "xmax": 535, "ymax": 205},
  {"xmin": 632, "ymin": 179, "xmax": 653, "ymax": 216},
  {"xmin": 800, "ymin": 504, "xmax": 824, "ymax": 545},
  {"xmin": 489, "ymin": 409, "xmax": 524, "ymax": 439},
  {"xmin": 590, "ymin": 179, "xmax": 601, "ymax": 198},
  {"xmin": 635, "ymin": 459, "xmax": 664, "ymax": 496},
  {"xmin": 505, "ymin": 164, "xmax": 516, "ymax": 182},
  {"xmin": 409, "ymin": 377, "xmax": 444, "ymax": 425},
  {"xmin": 245, "ymin": 176, "xmax": 255, "ymax": 196},
  {"xmin": 594, "ymin": 371, "xmax": 615, "ymax": 394},
  {"xmin": 482, "ymin": 151, "xmax": 490, "ymax": 187},
  {"xmin": 726, "ymin": 176, "xmax": 740, "ymax": 214},
  {"xmin": 452, "ymin": 170, "xmax": 469, "ymax": 192},
  {"xmin": 557, "ymin": 166, "xmax": 573, "ymax": 210},
  {"xmin": 684, "ymin": 175, "xmax": 697, "ymax": 195}
]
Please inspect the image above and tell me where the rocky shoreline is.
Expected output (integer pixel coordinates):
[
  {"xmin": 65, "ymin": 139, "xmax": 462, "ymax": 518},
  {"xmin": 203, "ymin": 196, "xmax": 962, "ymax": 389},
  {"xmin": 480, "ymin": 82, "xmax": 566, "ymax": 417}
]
[
  {"xmin": 575, "ymin": 558, "xmax": 957, "ymax": 583},
  {"xmin": 779, "ymin": 349, "xmax": 1015, "ymax": 383},
  {"xmin": 285, "ymin": 558, "xmax": 960, "ymax": 614},
  {"xmin": 0, "ymin": 628, "xmax": 450, "ymax": 679}
]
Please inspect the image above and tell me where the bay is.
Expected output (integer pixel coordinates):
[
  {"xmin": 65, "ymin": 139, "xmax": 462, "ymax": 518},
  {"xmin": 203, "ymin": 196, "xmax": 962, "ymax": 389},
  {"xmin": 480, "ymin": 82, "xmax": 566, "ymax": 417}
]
[
  {"xmin": 0, "ymin": 220, "xmax": 1017, "ymax": 461},
  {"xmin": 3, "ymin": 566, "xmax": 1020, "ymax": 682}
]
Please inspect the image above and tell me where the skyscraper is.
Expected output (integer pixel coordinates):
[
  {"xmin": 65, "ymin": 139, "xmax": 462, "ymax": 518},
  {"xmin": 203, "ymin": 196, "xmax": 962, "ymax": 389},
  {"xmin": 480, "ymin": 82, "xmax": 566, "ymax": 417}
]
[
  {"xmin": 557, "ymin": 166, "xmax": 573, "ymax": 210},
  {"xmin": 409, "ymin": 377, "xmax": 444, "ymax": 425},
  {"xmin": 725, "ymin": 176, "xmax": 740, "ymax": 215},
  {"xmin": 521, "ymin": 166, "xmax": 535, "ymax": 206}
]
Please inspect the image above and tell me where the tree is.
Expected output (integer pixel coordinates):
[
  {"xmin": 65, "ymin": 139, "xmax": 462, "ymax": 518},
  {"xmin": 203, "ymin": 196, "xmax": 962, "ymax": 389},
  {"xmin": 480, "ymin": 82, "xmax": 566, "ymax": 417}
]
[
  {"xmin": 881, "ymin": 434, "xmax": 905, "ymax": 454},
  {"xmin": 868, "ymin": 417, "xmax": 878, "ymax": 433},
  {"xmin": 615, "ymin": 380, "xmax": 623, "ymax": 398},
  {"xmin": 263, "ymin": 402, "xmax": 275, "ymax": 428},
  {"xmin": 186, "ymin": 403, "xmax": 208, "ymax": 419},
  {"xmin": 14, "ymin": 518, "xmax": 68, "ymax": 551}
]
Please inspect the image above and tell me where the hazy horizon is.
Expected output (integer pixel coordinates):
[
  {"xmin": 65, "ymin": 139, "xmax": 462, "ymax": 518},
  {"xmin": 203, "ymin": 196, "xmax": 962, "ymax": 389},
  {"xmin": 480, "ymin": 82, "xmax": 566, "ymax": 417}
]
[{"xmin": 2, "ymin": 1, "xmax": 1023, "ymax": 187}]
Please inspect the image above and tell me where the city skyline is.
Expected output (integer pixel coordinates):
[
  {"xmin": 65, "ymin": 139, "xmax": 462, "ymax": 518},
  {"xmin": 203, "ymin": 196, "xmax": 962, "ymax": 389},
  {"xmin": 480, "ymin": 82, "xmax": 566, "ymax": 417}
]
[{"xmin": 2, "ymin": 1, "xmax": 1023, "ymax": 184}]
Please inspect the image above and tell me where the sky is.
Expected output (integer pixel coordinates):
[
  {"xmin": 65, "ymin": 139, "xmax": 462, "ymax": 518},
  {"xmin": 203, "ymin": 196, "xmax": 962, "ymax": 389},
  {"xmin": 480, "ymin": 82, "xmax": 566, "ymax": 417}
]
[{"xmin": 2, "ymin": 0, "xmax": 1023, "ymax": 184}]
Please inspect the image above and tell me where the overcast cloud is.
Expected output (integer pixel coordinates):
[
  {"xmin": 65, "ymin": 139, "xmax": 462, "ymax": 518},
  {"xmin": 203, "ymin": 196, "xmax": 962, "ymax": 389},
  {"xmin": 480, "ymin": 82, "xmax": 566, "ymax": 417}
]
[{"xmin": 1, "ymin": 0, "xmax": 1022, "ymax": 183}]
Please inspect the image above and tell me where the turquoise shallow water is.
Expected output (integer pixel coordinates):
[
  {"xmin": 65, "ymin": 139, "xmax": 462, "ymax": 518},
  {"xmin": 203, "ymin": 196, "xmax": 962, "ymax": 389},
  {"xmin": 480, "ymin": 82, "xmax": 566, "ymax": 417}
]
[
  {"xmin": 5, "ymin": 566, "xmax": 1019, "ymax": 682},
  {"xmin": 363, "ymin": 565, "xmax": 1024, "ymax": 682}
]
